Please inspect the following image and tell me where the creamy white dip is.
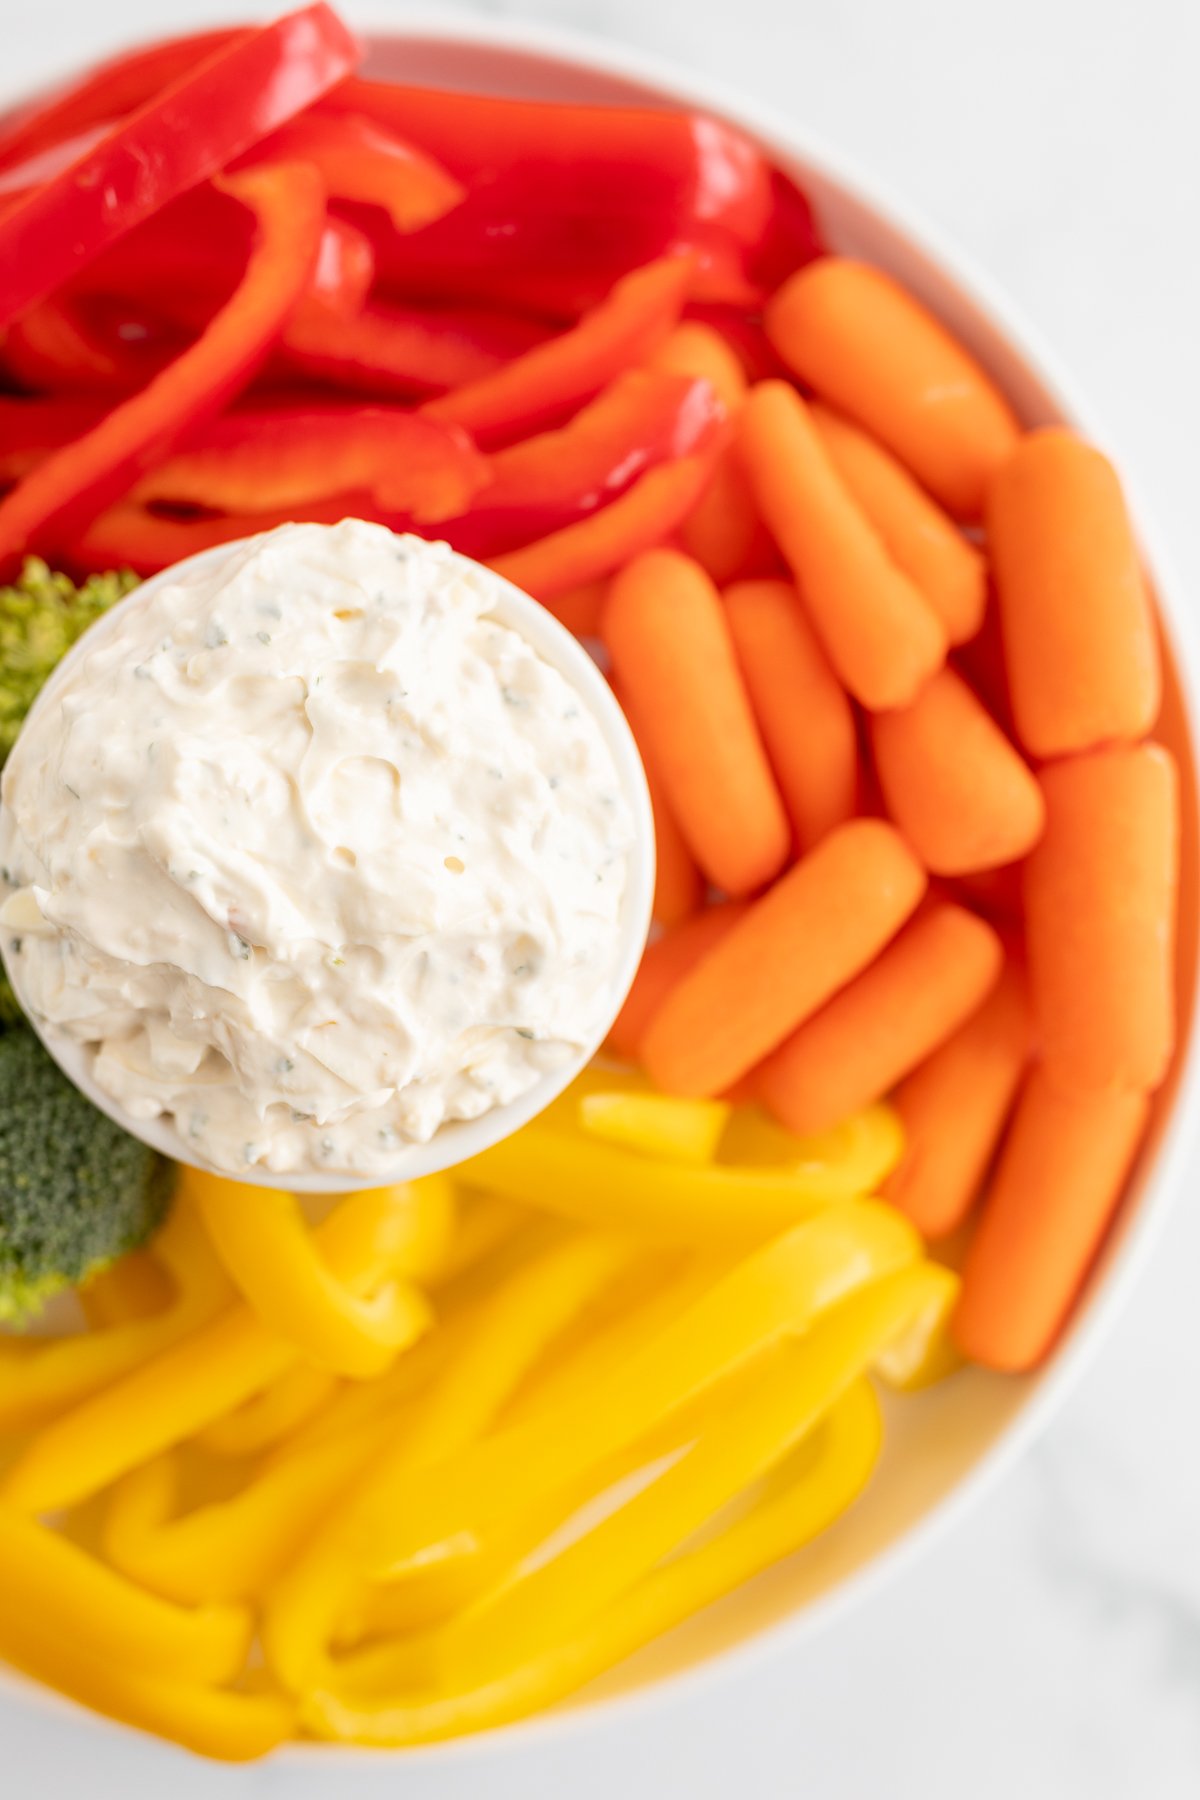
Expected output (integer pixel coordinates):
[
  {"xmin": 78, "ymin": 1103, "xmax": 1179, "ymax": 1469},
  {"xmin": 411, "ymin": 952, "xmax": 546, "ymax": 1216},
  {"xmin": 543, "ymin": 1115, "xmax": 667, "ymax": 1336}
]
[{"xmin": 0, "ymin": 521, "xmax": 632, "ymax": 1175}]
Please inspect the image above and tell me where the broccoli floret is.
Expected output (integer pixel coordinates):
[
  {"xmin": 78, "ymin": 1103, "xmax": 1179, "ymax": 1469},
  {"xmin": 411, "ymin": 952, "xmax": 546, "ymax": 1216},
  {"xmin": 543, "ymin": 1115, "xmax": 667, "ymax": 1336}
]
[
  {"xmin": 0, "ymin": 1029, "xmax": 176, "ymax": 1323},
  {"xmin": 0, "ymin": 557, "xmax": 139, "ymax": 763}
]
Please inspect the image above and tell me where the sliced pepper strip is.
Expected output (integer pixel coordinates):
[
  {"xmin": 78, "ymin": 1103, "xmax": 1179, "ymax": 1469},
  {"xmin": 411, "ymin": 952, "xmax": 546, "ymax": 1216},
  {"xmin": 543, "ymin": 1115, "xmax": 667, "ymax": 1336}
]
[
  {"xmin": 262, "ymin": 1230, "xmax": 642, "ymax": 1690},
  {"xmin": 305, "ymin": 1381, "xmax": 879, "ymax": 1745},
  {"xmin": 442, "ymin": 369, "xmax": 724, "ymax": 559},
  {"xmin": 457, "ymin": 1103, "xmax": 903, "ymax": 1241},
  {"xmin": 190, "ymin": 1173, "xmax": 434, "ymax": 1380},
  {"xmin": 578, "ymin": 1090, "xmax": 731, "ymax": 1165},
  {"xmin": 280, "ymin": 297, "xmax": 551, "ymax": 398},
  {"xmin": 360, "ymin": 1204, "xmax": 917, "ymax": 1585},
  {"xmin": 0, "ymin": 1606, "xmax": 292, "ymax": 1763},
  {"xmin": 0, "ymin": 160, "xmax": 327, "ymax": 573},
  {"xmin": 0, "ymin": 1185, "xmax": 433, "ymax": 1515},
  {"xmin": 304, "ymin": 215, "xmax": 376, "ymax": 317},
  {"xmin": 104, "ymin": 1232, "xmax": 634, "ymax": 1613},
  {"xmin": 103, "ymin": 1429, "xmax": 386, "ymax": 1608},
  {"xmin": 249, "ymin": 110, "xmax": 463, "ymax": 234},
  {"xmin": 2, "ymin": 290, "xmax": 176, "ymax": 393},
  {"xmin": 0, "ymin": 6, "xmax": 357, "ymax": 329},
  {"xmin": 0, "ymin": 1198, "xmax": 231, "ymax": 1434},
  {"xmin": 490, "ymin": 451, "xmax": 717, "ymax": 602},
  {"xmin": 261, "ymin": 1204, "xmax": 915, "ymax": 1694},
  {"xmin": 131, "ymin": 406, "xmax": 489, "ymax": 522},
  {"xmin": 78, "ymin": 1249, "xmax": 174, "ymax": 1329},
  {"xmin": 319, "ymin": 78, "xmax": 774, "ymax": 318},
  {"xmin": 423, "ymin": 256, "xmax": 693, "ymax": 444},
  {"xmin": 0, "ymin": 396, "xmax": 104, "ymax": 484},
  {"xmin": 74, "ymin": 494, "xmax": 379, "ymax": 578},
  {"xmin": 0, "ymin": 28, "xmax": 247, "ymax": 172},
  {"xmin": 439, "ymin": 1266, "xmax": 942, "ymax": 1686},
  {"xmin": 195, "ymin": 1362, "xmax": 339, "ymax": 1460},
  {"xmin": 0, "ymin": 1507, "xmax": 251, "ymax": 1686}
]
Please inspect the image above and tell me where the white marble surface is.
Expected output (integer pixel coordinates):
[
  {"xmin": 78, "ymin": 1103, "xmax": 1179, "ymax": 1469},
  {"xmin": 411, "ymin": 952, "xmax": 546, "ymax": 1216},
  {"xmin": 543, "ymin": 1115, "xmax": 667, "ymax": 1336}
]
[{"xmin": 3, "ymin": 1, "xmax": 1200, "ymax": 1793}]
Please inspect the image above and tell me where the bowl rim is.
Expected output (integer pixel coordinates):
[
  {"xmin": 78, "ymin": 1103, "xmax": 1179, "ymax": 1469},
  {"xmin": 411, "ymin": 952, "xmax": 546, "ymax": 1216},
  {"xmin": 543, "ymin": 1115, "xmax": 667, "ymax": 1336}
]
[
  {"xmin": 2, "ymin": 10, "xmax": 1198, "ymax": 1768},
  {"xmin": 0, "ymin": 526, "xmax": 655, "ymax": 1194}
]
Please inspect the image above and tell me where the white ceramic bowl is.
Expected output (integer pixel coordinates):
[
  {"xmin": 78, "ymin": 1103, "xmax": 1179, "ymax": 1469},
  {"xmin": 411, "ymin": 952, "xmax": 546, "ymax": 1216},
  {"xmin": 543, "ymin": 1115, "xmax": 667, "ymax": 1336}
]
[
  {"xmin": 0, "ymin": 535, "xmax": 655, "ymax": 1194},
  {"xmin": 2, "ymin": 17, "xmax": 1198, "ymax": 1782}
]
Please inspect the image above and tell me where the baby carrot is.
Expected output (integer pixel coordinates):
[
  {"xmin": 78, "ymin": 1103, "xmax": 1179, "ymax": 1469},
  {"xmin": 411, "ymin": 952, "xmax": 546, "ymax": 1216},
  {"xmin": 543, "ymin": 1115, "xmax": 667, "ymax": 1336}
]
[
  {"xmin": 678, "ymin": 451, "xmax": 777, "ymax": 587},
  {"xmin": 644, "ymin": 322, "xmax": 769, "ymax": 583},
  {"xmin": 613, "ymin": 678, "xmax": 705, "ymax": 928},
  {"xmin": 545, "ymin": 579, "xmax": 607, "ymax": 637},
  {"xmin": 645, "ymin": 321, "xmax": 749, "ymax": 413},
  {"xmin": 604, "ymin": 547, "xmax": 790, "ymax": 896},
  {"xmin": 987, "ymin": 428, "xmax": 1161, "ymax": 757},
  {"xmin": 641, "ymin": 819, "xmax": 926, "ymax": 1096},
  {"xmin": 758, "ymin": 904, "xmax": 1004, "ymax": 1135},
  {"xmin": 737, "ymin": 382, "xmax": 946, "ymax": 710},
  {"xmin": 724, "ymin": 578, "xmax": 859, "ymax": 852},
  {"xmin": 954, "ymin": 1071, "xmax": 1151, "ymax": 1370},
  {"xmin": 1024, "ymin": 745, "xmax": 1179, "ymax": 1093},
  {"xmin": 809, "ymin": 404, "xmax": 986, "ymax": 643},
  {"xmin": 646, "ymin": 761, "xmax": 705, "ymax": 927},
  {"xmin": 870, "ymin": 666, "xmax": 1045, "ymax": 874},
  {"xmin": 608, "ymin": 902, "xmax": 750, "ymax": 1062},
  {"xmin": 765, "ymin": 258, "xmax": 1020, "ymax": 518},
  {"xmin": 883, "ymin": 963, "xmax": 1031, "ymax": 1239},
  {"xmin": 948, "ymin": 859, "xmax": 1025, "ymax": 929}
]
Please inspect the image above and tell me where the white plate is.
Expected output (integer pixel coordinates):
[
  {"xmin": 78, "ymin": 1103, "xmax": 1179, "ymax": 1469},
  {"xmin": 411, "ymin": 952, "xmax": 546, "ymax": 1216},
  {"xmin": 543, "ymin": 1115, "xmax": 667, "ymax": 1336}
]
[{"xmin": 2, "ymin": 16, "xmax": 1198, "ymax": 1787}]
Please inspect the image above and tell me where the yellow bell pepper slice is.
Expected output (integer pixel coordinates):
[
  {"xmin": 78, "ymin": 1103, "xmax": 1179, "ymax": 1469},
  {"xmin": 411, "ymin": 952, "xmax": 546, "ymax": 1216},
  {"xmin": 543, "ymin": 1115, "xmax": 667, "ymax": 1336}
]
[
  {"xmin": 189, "ymin": 1173, "xmax": 433, "ymax": 1378},
  {"xmin": 79, "ymin": 1251, "xmax": 174, "ymax": 1328},
  {"xmin": 360, "ymin": 1202, "xmax": 917, "ymax": 1586},
  {"xmin": 261, "ymin": 1200, "xmax": 915, "ymax": 1700},
  {"xmin": 874, "ymin": 1262, "xmax": 964, "ymax": 1390},
  {"xmin": 457, "ymin": 1103, "xmax": 903, "ymax": 1241},
  {"xmin": 0, "ymin": 1185, "xmax": 432, "ymax": 1515},
  {"xmin": 0, "ymin": 1505, "xmax": 251, "ymax": 1685},
  {"xmin": 0, "ymin": 1605, "xmax": 291, "ymax": 1762},
  {"xmin": 421, "ymin": 1191, "xmax": 526, "ymax": 1289},
  {"xmin": 303, "ymin": 1381, "xmax": 881, "ymax": 1746},
  {"xmin": 0, "ymin": 1198, "xmax": 232, "ymax": 1435},
  {"xmin": 103, "ymin": 1419, "xmax": 387, "ymax": 1607},
  {"xmin": 439, "ymin": 1262, "xmax": 942, "ymax": 1685},
  {"xmin": 578, "ymin": 1091, "xmax": 731, "ymax": 1164},
  {"xmin": 194, "ymin": 1362, "xmax": 339, "ymax": 1460},
  {"xmin": 262, "ymin": 1229, "xmax": 643, "ymax": 1693}
]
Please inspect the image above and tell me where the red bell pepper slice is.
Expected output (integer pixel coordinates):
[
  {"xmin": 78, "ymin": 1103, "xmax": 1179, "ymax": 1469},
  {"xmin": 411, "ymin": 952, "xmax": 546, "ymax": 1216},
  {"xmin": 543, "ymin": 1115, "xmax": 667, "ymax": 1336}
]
[
  {"xmin": 56, "ymin": 196, "xmax": 372, "ymax": 343},
  {"xmin": 0, "ymin": 160, "xmax": 327, "ymax": 573},
  {"xmin": 321, "ymin": 78, "xmax": 774, "ymax": 317},
  {"xmin": 130, "ymin": 407, "xmax": 489, "ymax": 523},
  {"xmin": 423, "ymin": 256, "xmax": 693, "ymax": 446},
  {"xmin": 0, "ymin": 28, "xmax": 247, "ymax": 170},
  {"xmin": 0, "ymin": 5, "xmax": 358, "ymax": 331},
  {"xmin": 748, "ymin": 169, "xmax": 827, "ymax": 292},
  {"xmin": 2, "ymin": 292, "xmax": 185, "ymax": 393},
  {"xmin": 247, "ymin": 111, "xmax": 463, "ymax": 235},
  {"xmin": 489, "ymin": 451, "xmax": 718, "ymax": 601},
  {"xmin": 324, "ymin": 78, "xmax": 772, "ymax": 236},
  {"xmin": 279, "ymin": 299, "xmax": 550, "ymax": 398},
  {"xmin": 440, "ymin": 369, "xmax": 725, "ymax": 559},
  {"xmin": 680, "ymin": 304, "xmax": 792, "ymax": 384},
  {"xmin": 0, "ymin": 397, "xmax": 104, "ymax": 485},
  {"xmin": 0, "ymin": 125, "xmax": 112, "ymax": 207},
  {"xmin": 303, "ymin": 216, "xmax": 376, "ymax": 317},
  {"xmin": 74, "ymin": 494, "xmax": 381, "ymax": 577}
]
